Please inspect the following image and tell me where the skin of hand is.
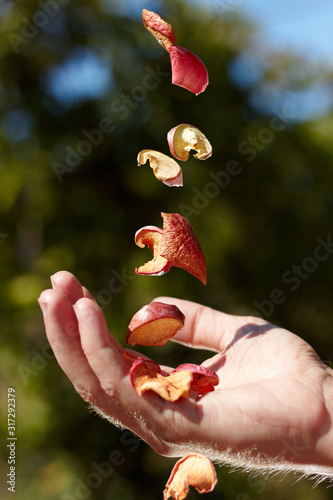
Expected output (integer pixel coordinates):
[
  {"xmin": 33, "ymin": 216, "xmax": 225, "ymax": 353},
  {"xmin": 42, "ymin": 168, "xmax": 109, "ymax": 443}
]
[{"xmin": 38, "ymin": 271, "xmax": 333, "ymax": 478}]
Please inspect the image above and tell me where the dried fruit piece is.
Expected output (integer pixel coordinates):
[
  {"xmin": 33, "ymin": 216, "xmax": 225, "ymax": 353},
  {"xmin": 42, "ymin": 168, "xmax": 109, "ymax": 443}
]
[
  {"xmin": 164, "ymin": 453, "xmax": 217, "ymax": 500},
  {"xmin": 167, "ymin": 124, "xmax": 212, "ymax": 161},
  {"xmin": 129, "ymin": 357, "xmax": 161, "ymax": 389},
  {"xmin": 172, "ymin": 363, "xmax": 219, "ymax": 395},
  {"xmin": 126, "ymin": 301, "xmax": 185, "ymax": 347},
  {"xmin": 121, "ymin": 349, "xmax": 156, "ymax": 368},
  {"xmin": 121, "ymin": 348, "xmax": 139, "ymax": 367},
  {"xmin": 137, "ymin": 150, "xmax": 183, "ymax": 187},
  {"xmin": 142, "ymin": 9, "xmax": 176, "ymax": 51},
  {"xmin": 161, "ymin": 213, "xmax": 207, "ymax": 285},
  {"xmin": 135, "ymin": 226, "xmax": 172, "ymax": 276},
  {"xmin": 169, "ymin": 46, "xmax": 209, "ymax": 96},
  {"xmin": 135, "ymin": 213, "xmax": 207, "ymax": 285},
  {"xmin": 142, "ymin": 9, "xmax": 208, "ymax": 95},
  {"xmin": 130, "ymin": 358, "xmax": 193, "ymax": 402}
]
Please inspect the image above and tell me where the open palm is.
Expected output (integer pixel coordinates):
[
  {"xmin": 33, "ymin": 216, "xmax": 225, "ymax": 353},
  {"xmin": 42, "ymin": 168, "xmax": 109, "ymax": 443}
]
[{"xmin": 39, "ymin": 271, "xmax": 333, "ymax": 475}]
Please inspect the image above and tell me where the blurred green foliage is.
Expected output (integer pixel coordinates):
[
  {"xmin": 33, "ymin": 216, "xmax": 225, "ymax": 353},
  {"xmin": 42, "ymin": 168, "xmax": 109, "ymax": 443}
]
[{"xmin": 1, "ymin": 0, "xmax": 333, "ymax": 499}]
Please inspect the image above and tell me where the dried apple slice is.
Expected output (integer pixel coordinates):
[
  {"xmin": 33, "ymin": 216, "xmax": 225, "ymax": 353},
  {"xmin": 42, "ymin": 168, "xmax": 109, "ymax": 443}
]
[
  {"xmin": 172, "ymin": 364, "xmax": 219, "ymax": 395},
  {"xmin": 126, "ymin": 301, "xmax": 185, "ymax": 347},
  {"xmin": 142, "ymin": 9, "xmax": 209, "ymax": 95},
  {"xmin": 135, "ymin": 213, "xmax": 207, "ymax": 285},
  {"xmin": 129, "ymin": 357, "xmax": 161, "ymax": 389},
  {"xmin": 142, "ymin": 9, "xmax": 176, "ymax": 51},
  {"xmin": 160, "ymin": 213, "xmax": 207, "ymax": 285},
  {"xmin": 137, "ymin": 150, "xmax": 183, "ymax": 187},
  {"xmin": 167, "ymin": 124, "xmax": 212, "ymax": 161},
  {"xmin": 169, "ymin": 46, "xmax": 209, "ymax": 96},
  {"xmin": 164, "ymin": 453, "xmax": 217, "ymax": 500},
  {"xmin": 121, "ymin": 348, "xmax": 139, "ymax": 367},
  {"xmin": 135, "ymin": 226, "xmax": 172, "ymax": 276},
  {"xmin": 130, "ymin": 358, "xmax": 193, "ymax": 402}
]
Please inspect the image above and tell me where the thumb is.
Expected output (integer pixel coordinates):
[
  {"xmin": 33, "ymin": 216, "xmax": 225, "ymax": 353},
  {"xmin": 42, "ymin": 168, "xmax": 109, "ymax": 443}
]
[{"xmin": 154, "ymin": 297, "xmax": 263, "ymax": 352}]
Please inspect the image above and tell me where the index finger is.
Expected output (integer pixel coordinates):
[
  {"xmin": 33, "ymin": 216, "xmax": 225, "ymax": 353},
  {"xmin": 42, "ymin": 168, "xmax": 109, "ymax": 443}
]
[{"xmin": 155, "ymin": 297, "xmax": 269, "ymax": 352}]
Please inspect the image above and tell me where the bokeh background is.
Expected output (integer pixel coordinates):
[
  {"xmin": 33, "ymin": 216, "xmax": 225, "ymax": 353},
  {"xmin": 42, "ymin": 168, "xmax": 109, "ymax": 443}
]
[{"xmin": 1, "ymin": 0, "xmax": 333, "ymax": 498}]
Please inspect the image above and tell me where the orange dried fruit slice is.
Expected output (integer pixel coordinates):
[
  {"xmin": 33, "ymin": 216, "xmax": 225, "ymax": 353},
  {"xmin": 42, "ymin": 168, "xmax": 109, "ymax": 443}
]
[
  {"xmin": 172, "ymin": 363, "xmax": 219, "ymax": 395},
  {"xmin": 130, "ymin": 359, "xmax": 192, "ymax": 402},
  {"xmin": 135, "ymin": 213, "xmax": 207, "ymax": 285},
  {"xmin": 126, "ymin": 301, "xmax": 185, "ymax": 347}
]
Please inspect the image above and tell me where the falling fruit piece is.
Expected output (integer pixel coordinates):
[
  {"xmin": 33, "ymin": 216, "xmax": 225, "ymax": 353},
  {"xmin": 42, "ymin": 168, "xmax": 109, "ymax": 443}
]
[
  {"xmin": 167, "ymin": 124, "xmax": 212, "ymax": 161},
  {"xmin": 126, "ymin": 301, "xmax": 185, "ymax": 347},
  {"xmin": 137, "ymin": 150, "xmax": 183, "ymax": 187},
  {"xmin": 169, "ymin": 46, "xmax": 209, "ymax": 96},
  {"xmin": 142, "ymin": 9, "xmax": 209, "ymax": 95},
  {"xmin": 135, "ymin": 213, "xmax": 207, "ymax": 285},
  {"xmin": 164, "ymin": 453, "xmax": 217, "ymax": 500},
  {"xmin": 130, "ymin": 358, "xmax": 193, "ymax": 402},
  {"xmin": 161, "ymin": 213, "xmax": 207, "ymax": 285},
  {"xmin": 172, "ymin": 363, "xmax": 219, "ymax": 395},
  {"xmin": 135, "ymin": 225, "xmax": 172, "ymax": 276},
  {"xmin": 142, "ymin": 8, "xmax": 176, "ymax": 51}
]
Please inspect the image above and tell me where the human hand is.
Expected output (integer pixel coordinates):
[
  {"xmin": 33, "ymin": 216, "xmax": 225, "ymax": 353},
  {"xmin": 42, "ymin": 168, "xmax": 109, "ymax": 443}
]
[{"xmin": 38, "ymin": 271, "xmax": 333, "ymax": 477}]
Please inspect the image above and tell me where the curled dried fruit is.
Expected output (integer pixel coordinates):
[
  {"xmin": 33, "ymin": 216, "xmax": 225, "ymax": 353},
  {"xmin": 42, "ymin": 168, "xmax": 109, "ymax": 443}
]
[
  {"xmin": 135, "ymin": 226, "xmax": 172, "ymax": 276},
  {"xmin": 135, "ymin": 212, "xmax": 207, "ymax": 285},
  {"xmin": 126, "ymin": 301, "xmax": 185, "ymax": 347},
  {"xmin": 164, "ymin": 453, "xmax": 217, "ymax": 500},
  {"xmin": 142, "ymin": 9, "xmax": 209, "ymax": 95},
  {"xmin": 167, "ymin": 124, "xmax": 212, "ymax": 161},
  {"xmin": 129, "ymin": 357, "xmax": 161, "ymax": 390},
  {"xmin": 130, "ymin": 358, "xmax": 193, "ymax": 402},
  {"xmin": 142, "ymin": 9, "xmax": 176, "ymax": 51},
  {"xmin": 121, "ymin": 348, "xmax": 140, "ymax": 367},
  {"xmin": 137, "ymin": 150, "xmax": 183, "ymax": 187},
  {"xmin": 172, "ymin": 363, "xmax": 219, "ymax": 395}
]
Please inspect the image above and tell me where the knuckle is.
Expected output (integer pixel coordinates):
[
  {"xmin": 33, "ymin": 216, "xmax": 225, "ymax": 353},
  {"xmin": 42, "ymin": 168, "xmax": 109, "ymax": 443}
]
[
  {"xmin": 100, "ymin": 381, "xmax": 118, "ymax": 398},
  {"xmin": 75, "ymin": 385, "xmax": 97, "ymax": 405}
]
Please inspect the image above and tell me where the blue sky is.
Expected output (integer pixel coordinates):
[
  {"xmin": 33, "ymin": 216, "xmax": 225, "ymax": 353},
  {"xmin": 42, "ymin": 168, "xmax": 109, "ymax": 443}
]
[
  {"xmin": 201, "ymin": 0, "xmax": 333, "ymax": 120},
  {"xmin": 189, "ymin": 0, "xmax": 333, "ymax": 67},
  {"xmin": 42, "ymin": 0, "xmax": 333, "ymax": 120},
  {"xmin": 239, "ymin": 0, "xmax": 333, "ymax": 65}
]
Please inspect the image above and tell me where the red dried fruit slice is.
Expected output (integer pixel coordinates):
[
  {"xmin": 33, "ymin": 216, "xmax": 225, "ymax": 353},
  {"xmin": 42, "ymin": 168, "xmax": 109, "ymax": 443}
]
[
  {"xmin": 126, "ymin": 301, "xmax": 185, "ymax": 347},
  {"xmin": 164, "ymin": 453, "xmax": 217, "ymax": 500},
  {"xmin": 130, "ymin": 359, "xmax": 193, "ymax": 402},
  {"xmin": 135, "ymin": 214, "xmax": 207, "ymax": 285},
  {"xmin": 167, "ymin": 124, "xmax": 212, "ymax": 161},
  {"xmin": 160, "ymin": 213, "xmax": 207, "ymax": 285},
  {"xmin": 137, "ymin": 149, "xmax": 183, "ymax": 187},
  {"xmin": 169, "ymin": 46, "xmax": 209, "ymax": 96},
  {"xmin": 172, "ymin": 363, "xmax": 219, "ymax": 395},
  {"xmin": 142, "ymin": 9, "xmax": 209, "ymax": 95}
]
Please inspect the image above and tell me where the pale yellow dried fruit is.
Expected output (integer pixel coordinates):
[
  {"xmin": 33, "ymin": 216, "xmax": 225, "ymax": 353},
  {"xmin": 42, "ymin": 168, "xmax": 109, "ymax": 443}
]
[
  {"xmin": 137, "ymin": 150, "xmax": 183, "ymax": 187},
  {"xmin": 167, "ymin": 124, "xmax": 212, "ymax": 161}
]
